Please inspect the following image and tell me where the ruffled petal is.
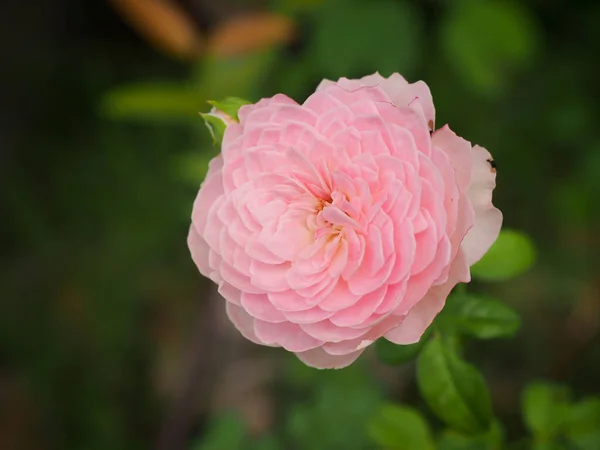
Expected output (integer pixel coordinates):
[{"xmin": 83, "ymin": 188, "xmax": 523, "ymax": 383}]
[
  {"xmin": 254, "ymin": 321, "xmax": 323, "ymax": 352},
  {"xmin": 225, "ymin": 303, "xmax": 265, "ymax": 346},
  {"xmin": 295, "ymin": 346, "xmax": 364, "ymax": 369},
  {"xmin": 461, "ymin": 145, "xmax": 503, "ymax": 265},
  {"xmin": 384, "ymin": 250, "xmax": 468, "ymax": 345}
]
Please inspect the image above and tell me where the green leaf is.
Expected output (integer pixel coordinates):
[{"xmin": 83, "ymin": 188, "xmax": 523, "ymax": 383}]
[
  {"xmin": 522, "ymin": 382, "xmax": 571, "ymax": 441},
  {"xmin": 368, "ymin": 404, "xmax": 434, "ymax": 450},
  {"xmin": 193, "ymin": 411, "xmax": 246, "ymax": 450},
  {"xmin": 311, "ymin": 0, "xmax": 422, "ymax": 78},
  {"xmin": 565, "ymin": 398, "xmax": 600, "ymax": 450},
  {"xmin": 438, "ymin": 422, "xmax": 503, "ymax": 450},
  {"xmin": 201, "ymin": 113, "xmax": 227, "ymax": 145},
  {"xmin": 100, "ymin": 83, "xmax": 202, "ymax": 122},
  {"xmin": 207, "ymin": 97, "xmax": 251, "ymax": 121},
  {"xmin": 438, "ymin": 294, "xmax": 521, "ymax": 339},
  {"xmin": 440, "ymin": 0, "xmax": 540, "ymax": 95},
  {"xmin": 471, "ymin": 229, "xmax": 536, "ymax": 281},
  {"xmin": 417, "ymin": 335, "xmax": 494, "ymax": 434},
  {"xmin": 375, "ymin": 328, "xmax": 431, "ymax": 365}
]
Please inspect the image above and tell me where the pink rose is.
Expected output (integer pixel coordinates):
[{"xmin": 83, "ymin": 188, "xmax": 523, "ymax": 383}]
[{"xmin": 188, "ymin": 72, "xmax": 502, "ymax": 369}]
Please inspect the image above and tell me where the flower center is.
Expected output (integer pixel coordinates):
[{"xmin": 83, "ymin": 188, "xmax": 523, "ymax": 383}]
[{"xmin": 313, "ymin": 190, "xmax": 360, "ymax": 239}]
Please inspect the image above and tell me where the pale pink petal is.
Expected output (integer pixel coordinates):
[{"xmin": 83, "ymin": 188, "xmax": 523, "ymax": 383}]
[
  {"xmin": 322, "ymin": 338, "xmax": 370, "ymax": 355},
  {"xmin": 267, "ymin": 289, "xmax": 312, "ymax": 312},
  {"xmin": 282, "ymin": 306, "xmax": 334, "ymax": 324},
  {"xmin": 254, "ymin": 321, "xmax": 323, "ymax": 352},
  {"xmin": 385, "ymin": 250, "xmax": 468, "ymax": 345},
  {"xmin": 241, "ymin": 292, "xmax": 287, "ymax": 323},
  {"xmin": 220, "ymin": 261, "xmax": 262, "ymax": 294},
  {"xmin": 304, "ymin": 89, "xmax": 344, "ymax": 114},
  {"xmin": 317, "ymin": 280, "xmax": 362, "ymax": 312},
  {"xmin": 301, "ymin": 319, "xmax": 367, "ymax": 342},
  {"xmin": 387, "ymin": 79, "xmax": 435, "ymax": 130},
  {"xmin": 461, "ymin": 145, "xmax": 503, "ymax": 265},
  {"xmin": 191, "ymin": 157, "xmax": 225, "ymax": 234},
  {"xmin": 295, "ymin": 347, "xmax": 364, "ymax": 369},
  {"xmin": 375, "ymin": 103, "xmax": 431, "ymax": 156},
  {"xmin": 432, "ymin": 125, "xmax": 472, "ymax": 193},
  {"xmin": 373, "ymin": 281, "xmax": 407, "ymax": 316},
  {"xmin": 329, "ymin": 285, "xmax": 387, "ymax": 327},
  {"xmin": 218, "ymin": 282, "xmax": 242, "ymax": 306},
  {"xmin": 249, "ymin": 261, "xmax": 291, "ymax": 292},
  {"xmin": 188, "ymin": 225, "xmax": 212, "ymax": 278},
  {"xmin": 225, "ymin": 303, "xmax": 265, "ymax": 346},
  {"xmin": 238, "ymin": 94, "xmax": 298, "ymax": 125},
  {"xmin": 319, "ymin": 83, "xmax": 392, "ymax": 106}
]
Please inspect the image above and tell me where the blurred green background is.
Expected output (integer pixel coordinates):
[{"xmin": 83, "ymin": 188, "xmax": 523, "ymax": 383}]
[{"xmin": 2, "ymin": 0, "xmax": 600, "ymax": 449}]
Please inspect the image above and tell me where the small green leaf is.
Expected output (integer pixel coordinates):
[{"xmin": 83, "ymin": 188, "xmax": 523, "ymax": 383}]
[
  {"xmin": 438, "ymin": 422, "xmax": 503, "ymax": 450},
  {"xmin": 207, "ymin": 97, "xmax": 252, "ymax": 121},
  {"xmin": 100, "ymin": 83, "xmax": 202, "ymax": 122},
  {"xmin": 417, "ymin": 335, "xmax": 494, "ymax": 434},
  {"xmin": 201, "ymin": 113, "xmax": 227, "ymax": 145},
  {"xmin": 471, "ymin": 229, "xmax": 536, "ymax": 281},
  {"xmin": 439, "ymin": 294, "xmax": 521, "ymax": 339},
  {"xmin": 375, "ymin": 328, "xmax": 431, "ymax": 365},
  {"xmin": 565, "ymin": 398, "xmax": 600, "ymax": 450},
  {"xmin": 522, "ymin": 382, "xmax": 571, "ymax": 441},
  {"xmin": 368, "ymin": 404, "xmax": 434, "ymax": 450}
]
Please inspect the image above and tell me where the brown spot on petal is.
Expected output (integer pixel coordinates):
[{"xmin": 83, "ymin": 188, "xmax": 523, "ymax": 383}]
[
  {"xmin": 487, "ymin": 159, "xmax": 497, "ymax": 173},
  {"xmin": 428, "ymin": 120, "xmax": 434, "ymax": 131}
]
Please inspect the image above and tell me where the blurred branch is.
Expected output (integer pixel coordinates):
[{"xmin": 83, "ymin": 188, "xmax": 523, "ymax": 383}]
[
  {"xmin": 156, "ymin": 286, "xmax": 232, "ymax": 450},
  {"xmin": 108, "ymin": 0, "xmax": 295, "ymax": 62},
  {"xmin": 107, "ymin": 0, "xmax": 204, "ymax": 60},
  {"xmin": 206, "ymin": 13, "xmax": 295, "ymax": 58}
]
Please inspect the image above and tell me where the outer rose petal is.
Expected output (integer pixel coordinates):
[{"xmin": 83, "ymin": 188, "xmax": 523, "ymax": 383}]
[
  {"xmin": 384, "ymin": 250, "xmax": 469, "ymax": 344},
  {"xmin": 431, "ymin": 125, "xmax": 472, "ymax": 193},
  {"xmin": 225, "ymin": 303, "xmax": 264, "ymax": 346},
  {"xmin": 461, "ymin": 145, "xmax": 503, "ymax": 265},
  {"xmin": 370, "ymin": 73, "xmax": 435, "ymax": 130},
  {"xmin": 188, "ymin": 225, "xmax": 212, "ymax": 278},
  {"xmin": 318, "ymin": 72, "xmax": 435, "ymax": 129},
  {"xmin": 254, "ymin": 321, "xmax": 323, "ymax": 352},
  {"xmin": 296, "ymin": 347, "xmax": 364, "ymax": 370}
]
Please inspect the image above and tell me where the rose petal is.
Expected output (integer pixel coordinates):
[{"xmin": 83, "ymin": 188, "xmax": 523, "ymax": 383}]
[{"xmin": 295, "ymin": 347, "xmax": 364, "ymax": 369}]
